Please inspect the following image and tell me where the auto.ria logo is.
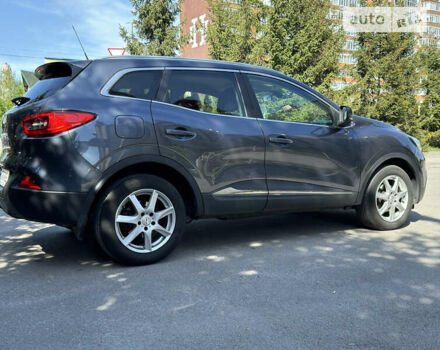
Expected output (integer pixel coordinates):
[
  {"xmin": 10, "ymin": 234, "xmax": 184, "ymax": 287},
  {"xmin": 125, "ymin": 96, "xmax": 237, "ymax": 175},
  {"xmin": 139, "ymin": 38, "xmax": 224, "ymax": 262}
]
[{"xmin": 342, "ymin": 6, "xmax": 426, "ymax": 33}]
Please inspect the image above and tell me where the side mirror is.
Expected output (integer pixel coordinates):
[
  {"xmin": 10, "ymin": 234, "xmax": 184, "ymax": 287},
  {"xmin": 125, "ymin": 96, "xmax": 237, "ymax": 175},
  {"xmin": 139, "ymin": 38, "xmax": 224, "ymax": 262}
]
[{"xmin": 334, "ymin": 105, "xmax": 353, "ymax": 127}]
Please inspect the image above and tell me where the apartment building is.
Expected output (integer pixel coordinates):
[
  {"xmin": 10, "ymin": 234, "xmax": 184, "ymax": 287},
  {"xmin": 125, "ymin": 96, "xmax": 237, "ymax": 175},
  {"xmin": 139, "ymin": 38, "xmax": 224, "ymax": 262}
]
[{"xmin": 180, "ymin": 0, "xmax": 210, "ymax": 58}]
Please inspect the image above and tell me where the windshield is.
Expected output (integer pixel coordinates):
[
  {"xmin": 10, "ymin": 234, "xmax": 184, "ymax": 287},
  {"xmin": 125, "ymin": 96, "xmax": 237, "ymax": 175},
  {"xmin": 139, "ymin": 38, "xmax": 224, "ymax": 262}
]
[{"xmin": 24, "ymin": 77, "xmax": 71, "ymax": 102}]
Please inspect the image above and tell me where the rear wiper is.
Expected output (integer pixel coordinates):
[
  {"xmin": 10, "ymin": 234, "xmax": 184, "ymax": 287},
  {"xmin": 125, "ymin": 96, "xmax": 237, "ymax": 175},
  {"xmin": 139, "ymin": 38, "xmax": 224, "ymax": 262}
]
[{"xmin": 11, "ymin": 96, "xmax": 30, "ymax": 106}]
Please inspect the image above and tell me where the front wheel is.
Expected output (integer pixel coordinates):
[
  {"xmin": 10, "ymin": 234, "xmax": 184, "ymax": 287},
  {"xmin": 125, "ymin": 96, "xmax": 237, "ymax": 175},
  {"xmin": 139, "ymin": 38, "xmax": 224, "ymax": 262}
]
[
  {"xmin": 357, "ymin": 165, "xmax": 413, "ymax": 230},
  {"xmin": 94, "ymin": 174, "xmax": 185, "ymax": 265}
]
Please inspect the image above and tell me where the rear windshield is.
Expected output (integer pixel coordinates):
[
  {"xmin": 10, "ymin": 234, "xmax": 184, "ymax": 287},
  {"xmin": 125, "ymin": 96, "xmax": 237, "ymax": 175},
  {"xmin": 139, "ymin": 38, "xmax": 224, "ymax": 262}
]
[{"xmin": 24, "ymin": 76, "xmax": 71, "ymax": 102}]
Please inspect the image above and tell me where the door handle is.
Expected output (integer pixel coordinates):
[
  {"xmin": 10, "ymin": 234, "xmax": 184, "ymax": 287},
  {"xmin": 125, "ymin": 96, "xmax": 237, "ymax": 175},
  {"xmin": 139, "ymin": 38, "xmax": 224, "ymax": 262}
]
[
  {"xmin": 269, "ymin": 135, "xmax": 293, "ymax": 144},
  {"xmin": 165, "ymin": 128, "xmax": 196, "ymax": 139}
]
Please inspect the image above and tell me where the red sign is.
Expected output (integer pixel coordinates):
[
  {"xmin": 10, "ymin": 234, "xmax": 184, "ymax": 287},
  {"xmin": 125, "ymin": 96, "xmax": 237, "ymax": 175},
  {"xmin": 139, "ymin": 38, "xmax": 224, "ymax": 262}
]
[{"xmin": 108, "ymin": 48, "xmax": 126, "ymax": 56}]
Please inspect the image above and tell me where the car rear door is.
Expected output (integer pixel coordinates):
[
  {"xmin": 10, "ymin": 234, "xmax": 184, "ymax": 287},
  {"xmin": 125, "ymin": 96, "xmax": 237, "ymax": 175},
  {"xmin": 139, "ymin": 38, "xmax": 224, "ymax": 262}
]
[
  {"xmin": 243, "ymin": 72, "xmax": 360, "ymax": 212},
  {"xmin": 151, "ymin": 69, "xmax": 267, "ymax": 216}
]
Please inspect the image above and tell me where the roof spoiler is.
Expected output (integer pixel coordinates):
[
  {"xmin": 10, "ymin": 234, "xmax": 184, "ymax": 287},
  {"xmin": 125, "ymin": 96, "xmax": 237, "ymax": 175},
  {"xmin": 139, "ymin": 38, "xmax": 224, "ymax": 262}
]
[{"xmin": 34, "ymin": 60, "xmax": 91, "ymax": 80}]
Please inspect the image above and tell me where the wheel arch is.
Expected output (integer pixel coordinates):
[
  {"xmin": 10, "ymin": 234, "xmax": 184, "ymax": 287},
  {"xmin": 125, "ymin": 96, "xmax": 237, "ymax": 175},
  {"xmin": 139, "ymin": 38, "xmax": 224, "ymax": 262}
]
[
  {"xmin": 74, "ymin": 155, "xmax": 204, "ymax": 240},
  {"xmin": 357, "ymin": 153, "xmax": 419, "ymax": 205}
]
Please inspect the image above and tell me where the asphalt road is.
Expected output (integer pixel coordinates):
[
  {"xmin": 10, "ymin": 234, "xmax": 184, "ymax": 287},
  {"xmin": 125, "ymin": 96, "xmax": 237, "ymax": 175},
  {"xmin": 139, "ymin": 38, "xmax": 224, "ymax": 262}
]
[{"xmin": 1, "ymin": 154, "xmax": 439, "ymax": 350}]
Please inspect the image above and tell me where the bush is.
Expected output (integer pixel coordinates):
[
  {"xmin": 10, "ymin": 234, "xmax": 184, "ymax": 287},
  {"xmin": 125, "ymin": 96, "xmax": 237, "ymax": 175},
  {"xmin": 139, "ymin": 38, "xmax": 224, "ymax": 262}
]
[{"xmin": 427, "ymin": 130, "xmax": 440, "ymax": 148}]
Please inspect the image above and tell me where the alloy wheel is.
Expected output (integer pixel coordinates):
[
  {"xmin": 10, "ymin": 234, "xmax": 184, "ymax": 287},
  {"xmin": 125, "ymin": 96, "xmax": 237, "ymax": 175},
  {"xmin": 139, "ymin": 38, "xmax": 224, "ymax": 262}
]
[
  {"xmin": 114, "ymin": 189, "xmax": 176, "ymax": 253},
  {"xmin": 375, "ymin": 175, "xmax": 409, "ymax": 223}
]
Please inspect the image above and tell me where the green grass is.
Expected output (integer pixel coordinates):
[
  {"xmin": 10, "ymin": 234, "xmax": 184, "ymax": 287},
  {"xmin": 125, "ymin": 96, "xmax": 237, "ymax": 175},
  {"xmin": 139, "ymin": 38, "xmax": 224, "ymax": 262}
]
[{"xmin": 423, "ymin": 146, "xmax": 440, "ymax": 152}]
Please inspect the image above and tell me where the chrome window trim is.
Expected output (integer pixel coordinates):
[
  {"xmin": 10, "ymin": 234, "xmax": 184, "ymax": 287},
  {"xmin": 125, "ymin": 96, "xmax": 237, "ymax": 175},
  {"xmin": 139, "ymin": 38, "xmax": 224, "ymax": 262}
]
[
  {"xmin": 164, "ymin": 66, "xmax": 239, "ymax": 73},
  {"xmin": 100, "ymin": 66, "xmax": 346, "ymax": 129},
  {"xmin": 240, "ymin": 70, "xmax": 337, "ymax": 109},
  {"xmin": 240, "ymin": 70, "xmax": 341, "ymax": 128},
  {"xmin": 152, "ymin": 100, "xmax": 256, "ymax": 121},
  {"xmin": 258, "ymin": 117, "xmax": 334, "ymax": 129},
  {"xmin": 100, "ymin": 67, "xmax": 164, "ymax": 101}
]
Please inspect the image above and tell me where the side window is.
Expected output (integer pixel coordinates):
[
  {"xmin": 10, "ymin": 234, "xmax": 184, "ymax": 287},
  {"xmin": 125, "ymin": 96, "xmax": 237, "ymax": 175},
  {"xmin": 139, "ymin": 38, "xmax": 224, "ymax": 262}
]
[
  {"xmin": 108, "ymin": 70, "xmax": 162, "ymax": 100},
  {"xmin": 247, "ymin": 75, "xmax": 334, "ymax": 125},
  {"xmin": 162, "ymin": 71, "xmax": 246, "ymax": 117}
]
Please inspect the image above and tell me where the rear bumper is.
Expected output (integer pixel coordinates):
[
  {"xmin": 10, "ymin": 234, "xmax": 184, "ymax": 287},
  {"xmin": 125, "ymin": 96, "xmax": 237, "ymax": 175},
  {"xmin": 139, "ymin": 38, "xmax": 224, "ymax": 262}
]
[{"xmin": 0, "ymin": 185, "xmax": 87, "ymax": 227}]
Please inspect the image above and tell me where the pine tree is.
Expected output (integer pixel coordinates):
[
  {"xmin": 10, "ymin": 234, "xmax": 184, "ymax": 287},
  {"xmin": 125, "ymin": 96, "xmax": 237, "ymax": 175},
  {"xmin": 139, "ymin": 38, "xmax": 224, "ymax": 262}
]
[
  {"xmin": 419, "ymin": 43, "xmax": 440, "ymax": 147},
  {"xmin": 350, "ymin": 31, "xmax": 421, "ymax": 136},
  {"xmin": 267, "ymin": 0, "xmax": 344, "ymax": 90},
  {"xmin": 336, "ymin": 0, "xmax": 426, "ymax": 139},
  {"xmin": 206, "ymin": 0, "xmax": 268, "ymax": 65},
  {"xmin": 120, "ymin": 0, "xmax": 185, "ymax": 56}
]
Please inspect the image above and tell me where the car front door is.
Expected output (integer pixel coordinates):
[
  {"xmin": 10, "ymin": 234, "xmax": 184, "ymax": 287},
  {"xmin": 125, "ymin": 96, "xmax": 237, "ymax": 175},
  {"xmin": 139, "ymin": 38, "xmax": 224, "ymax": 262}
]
[
  {"xmin": 244, "ymin": 73, "xmax": 360, "ymax": 212},
  {"xmin": 151, "ymin": 69, "xmax": 267, "ymax": 216}
]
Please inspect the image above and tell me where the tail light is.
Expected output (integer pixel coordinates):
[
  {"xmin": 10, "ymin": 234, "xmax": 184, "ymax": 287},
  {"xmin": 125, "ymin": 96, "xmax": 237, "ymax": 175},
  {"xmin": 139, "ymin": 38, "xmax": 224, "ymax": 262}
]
[
  {"xmin": 19, "ymin": 176, "xmax": 41, "ymax": 190},
  {"xmin": 22, "ymin": 111, "xmax": 96, "ymax": 137}
]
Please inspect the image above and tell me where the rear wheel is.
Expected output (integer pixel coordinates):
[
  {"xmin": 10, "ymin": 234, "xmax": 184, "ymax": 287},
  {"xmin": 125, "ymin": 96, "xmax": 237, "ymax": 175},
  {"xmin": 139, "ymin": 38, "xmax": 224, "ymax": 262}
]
[
  {"xmin": 94, "ymin": 174, "xmax": 185, "ymax": 265},
  {"xmin": 357, "ymin": 165, "xmax": 413, "ymax": 230}
]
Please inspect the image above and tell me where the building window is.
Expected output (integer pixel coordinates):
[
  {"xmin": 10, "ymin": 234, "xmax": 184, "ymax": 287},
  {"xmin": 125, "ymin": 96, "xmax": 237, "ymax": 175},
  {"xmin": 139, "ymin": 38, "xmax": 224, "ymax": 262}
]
[
  {"xmin": 426, "ymin": 26, "xmax": 440, "ymax": 36},
  {"xmin": 344, "ymin": 40, "xmax": 359, "ymax": 51},
  {"xmin": 331, "ymin": 0, "xmax": 361, "ymax": 7},
  {"xmin": 426, "ymin": 14, "xmax": 440, "ymax": 24},
  {"xmin": 345, "ymin": 31, "xmax": 359, "ymax": 37},
  {"xmin": 328, "ymin": 9, "xmax": 343, "ymax": 20},
  {"xmin": 331, "ymin": 81, "xmax": 352, "ymax": 90},
  {"xmin": 424, "ymin": 1, "xmax": 440, "ymax": 11},
  {"xmin": 339, "ymin": 54, "xmax": 357, "ymax": 64},
  {"xmin": 405, "ymin": 0, "xmax": 419, "ymax": 6}
]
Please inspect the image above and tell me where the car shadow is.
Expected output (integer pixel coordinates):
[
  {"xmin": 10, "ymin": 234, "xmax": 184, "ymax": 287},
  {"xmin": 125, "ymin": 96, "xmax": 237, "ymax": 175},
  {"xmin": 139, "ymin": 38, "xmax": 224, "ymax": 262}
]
[
  {"xmin": 409, "ymin": 211, "xmax": 440, "ymax": 225},
  {"xmin": 178, "ymin": 209, "xmax": 360, "ymax": 253},
  {"xmin": 0, "ymin": 209, "xmax": 359, "ymax": 271},
  {"xmin": 1, "ymin": 208, "xmax": 439, "ymax": 271}
]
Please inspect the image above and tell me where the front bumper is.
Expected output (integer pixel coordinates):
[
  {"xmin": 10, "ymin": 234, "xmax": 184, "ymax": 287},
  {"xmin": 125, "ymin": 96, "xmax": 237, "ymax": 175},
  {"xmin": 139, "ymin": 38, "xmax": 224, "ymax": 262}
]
[
  {"xmin": 417, "ymin": 156, "xmax": 427, "ymax": 203},
  {"xmin": 0, "ymin": 181, "xmax": 88, "ymax": 227}
]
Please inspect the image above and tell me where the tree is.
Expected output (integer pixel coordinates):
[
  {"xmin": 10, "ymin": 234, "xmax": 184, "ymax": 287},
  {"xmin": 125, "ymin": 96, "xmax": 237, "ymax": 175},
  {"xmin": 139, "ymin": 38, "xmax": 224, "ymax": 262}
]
[
  {"xmin": 206, "ymin": 0, "xmax": 268, "ymax": 65},
  {"xmin": 331, "ymin": 0, "xmax": 428, "ymax": 141},
  {"xmin": 419, "ymin": 42, "xmax": 440, "ymax": 147},
  {"xmin": 207, "ymin": 0, "xmax": 343, "ymax": 91},
  {"xmin": 267, "ymin": 0, "xmax": 344, "ymax": 91},
  {"xmin": 0, "ymin": 67, "xmax": 25, "ymax": 117},
  {"xmin": 120, "ymin": 0, "xmax": 185, "ymax": 56},
  {"xmin": 348, "ymin": 31, "xmax": 421, "ymax": 137}
]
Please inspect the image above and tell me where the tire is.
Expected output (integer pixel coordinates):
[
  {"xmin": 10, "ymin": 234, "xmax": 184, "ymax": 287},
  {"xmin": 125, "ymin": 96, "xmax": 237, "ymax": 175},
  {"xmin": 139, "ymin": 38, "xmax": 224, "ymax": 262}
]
[
  {"xmin": 94, "ymin": 174, "xmax": 185, "ymax": 265},
  {"xmin": 357, "ymin": 165, "xmax": 413, "ymax": 230}
]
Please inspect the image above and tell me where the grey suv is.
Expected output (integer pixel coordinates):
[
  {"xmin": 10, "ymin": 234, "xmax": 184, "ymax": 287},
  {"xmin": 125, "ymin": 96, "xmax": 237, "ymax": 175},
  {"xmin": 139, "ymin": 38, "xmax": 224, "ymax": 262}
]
[{"xmin": 0, "ymin": 57, "xmax": 427, "ymax": 265}]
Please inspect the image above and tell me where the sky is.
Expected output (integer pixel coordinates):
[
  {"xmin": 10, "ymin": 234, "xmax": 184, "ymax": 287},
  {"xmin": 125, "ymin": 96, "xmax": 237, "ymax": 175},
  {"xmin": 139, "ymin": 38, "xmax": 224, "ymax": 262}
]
[{"xmin": 0, "ymin": 0, "xmax": 134, "ymax": 75}]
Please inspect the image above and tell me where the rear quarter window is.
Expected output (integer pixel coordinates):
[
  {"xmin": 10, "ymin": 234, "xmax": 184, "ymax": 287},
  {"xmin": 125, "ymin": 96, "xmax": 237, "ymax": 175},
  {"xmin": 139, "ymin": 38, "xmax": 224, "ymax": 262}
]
[{"xmin": 108, "ymin": 70, "xmax": 162, "ymax": 100}]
